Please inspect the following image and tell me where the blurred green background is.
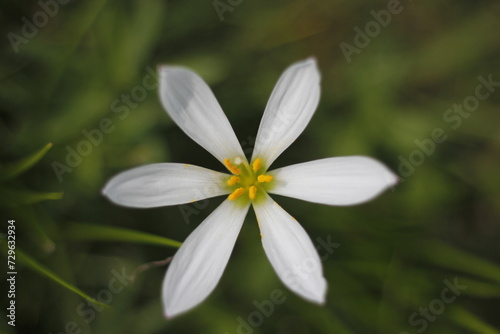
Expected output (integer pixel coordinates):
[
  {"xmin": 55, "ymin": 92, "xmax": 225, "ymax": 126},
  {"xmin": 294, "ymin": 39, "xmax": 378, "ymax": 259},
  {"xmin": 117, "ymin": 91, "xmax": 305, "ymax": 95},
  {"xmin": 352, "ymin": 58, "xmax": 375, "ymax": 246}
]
[{"xmin": 1, "ymin": 0, "xmax": 499, "ymax": 333}]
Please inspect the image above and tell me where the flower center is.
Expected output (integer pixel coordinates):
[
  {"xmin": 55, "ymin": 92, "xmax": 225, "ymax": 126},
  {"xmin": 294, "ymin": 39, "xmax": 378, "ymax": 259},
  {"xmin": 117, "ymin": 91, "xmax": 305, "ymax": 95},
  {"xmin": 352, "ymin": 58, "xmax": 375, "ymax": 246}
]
[{"xmin": 224, "ymin": 157, "xmax": 273, "ymax": 202}]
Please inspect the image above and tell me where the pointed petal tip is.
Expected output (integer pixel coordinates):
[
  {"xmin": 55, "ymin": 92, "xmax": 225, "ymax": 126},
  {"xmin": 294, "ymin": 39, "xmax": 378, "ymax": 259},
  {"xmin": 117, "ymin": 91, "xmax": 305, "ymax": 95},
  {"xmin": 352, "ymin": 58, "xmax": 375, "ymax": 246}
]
[
  {"xmin": 305, "ymin": 294, "xmax": 326, "ymax": 305},
  {"xmin": 164, "ymin": 302, "xmax": 199, "ymax": 320},
  {"xmin": 300, "ymin": 57, "xmax": 320, "ymax": 75},
  {"xmin": 158, "ymin": 65, "xmax": 195, "ymax": 82},
  {"xmin": 158, "ymin": 65, "xmax": 179, "ymax": 78},
  {"xmin": 310, "ymin": 279, "xmax": 327, "ymax": 305},
  {"xmin": 377, "ymin": 161, "xmax": 400, "ymax": 192},
  {"xmin": 163, "ymin": 307, "xmax": 180, "ymax": 320},
  {"xmin": 284, "ymin": 57, "xmax": 319, "ymax": 78},
  {"xmin": 157, "ymin": 64, "xmax": 170, "ymax": 76},
  {"xmin": 387, "ymin": 170, "xmax": 400, "ymax": 187},
  {"xmin": 101, "ymin": 190, "xmax": 109, "ymax": 200},
  {"xmin": 158, "ymin": 63, "xmax": 179, "ymax": 71},
  {"xmin": 313, "ymin": 295, "xmax": 327, "ymax": 306},
  {"xmin": 298, "ymin": 57, "xmax": 319, "ymax": 72},
  {"xmin": 304, "ymin": 57, "xmax": 317, "ymax": 66},
  {"xmin": 101, "ymin": 182, "xmax": 112, "ymax": 198},
  {"xmin": 294, "ymin": 276, "xmax": 327, "ymax": 305},
  {"xmin": 163, "ymin": 298, "xmax": 187, "ymax": 319}
]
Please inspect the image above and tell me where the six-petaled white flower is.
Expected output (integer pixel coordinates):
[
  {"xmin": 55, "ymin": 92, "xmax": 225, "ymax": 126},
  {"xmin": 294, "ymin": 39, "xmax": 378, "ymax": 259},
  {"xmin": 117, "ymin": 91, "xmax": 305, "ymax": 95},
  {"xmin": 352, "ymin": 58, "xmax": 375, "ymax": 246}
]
[{"xmin": 102, "ymin": 58, "xmax": 398, "ymax": 318}]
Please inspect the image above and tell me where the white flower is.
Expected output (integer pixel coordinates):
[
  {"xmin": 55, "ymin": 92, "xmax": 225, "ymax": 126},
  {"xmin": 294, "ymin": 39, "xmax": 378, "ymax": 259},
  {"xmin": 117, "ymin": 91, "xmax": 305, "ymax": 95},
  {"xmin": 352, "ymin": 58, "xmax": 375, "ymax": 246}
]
[{"xmin": 102, "ymin": 58, "xmax": 398, "ymax": 318}]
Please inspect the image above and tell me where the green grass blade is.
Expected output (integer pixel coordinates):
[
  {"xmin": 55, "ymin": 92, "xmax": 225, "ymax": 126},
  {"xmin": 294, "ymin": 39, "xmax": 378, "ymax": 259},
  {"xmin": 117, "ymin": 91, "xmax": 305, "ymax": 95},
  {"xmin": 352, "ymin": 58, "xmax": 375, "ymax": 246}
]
[
  {"xmin": 0, "ymin": 143, "xmax": 53, "ymax": 181},
  {"xmin": 14, "ymin": 249, "xmax": 109, "ymax": 309},
  {"xmin": 458, "ymin": 277, "xmax": 500, "ymax": 297},
  {"xmin": 450, "ymin": 306, "xmax": 500, "ymax": 334},
  {"xmin": 407, "ymin": 240, "xmax": 500, "ymax": 284},
  {"xmin": 0, "ymin": 188, "xmax": 63, "ymax": 207},
  {"xmin": 66, "ymin": 223, "xmax": 182, "ymax": 248}
]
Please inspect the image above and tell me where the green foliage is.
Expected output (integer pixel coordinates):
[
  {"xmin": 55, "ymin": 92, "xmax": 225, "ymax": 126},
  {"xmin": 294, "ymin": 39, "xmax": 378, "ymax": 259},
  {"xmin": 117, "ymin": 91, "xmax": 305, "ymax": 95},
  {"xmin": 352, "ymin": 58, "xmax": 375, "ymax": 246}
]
[
  {"xmin": 0, "ymin": 143, "xmax": 53, "ymax": 181},
  {"xmin": 1, "ymin": 0, "xmax": 499, "ymax": 333},
  {"xmin": 66, "ymin": 223, "xmax": 182, "ymax": 248},
  {"xmin": 16, "ymin": 248, "xmax": 110, "ymax": 310}
]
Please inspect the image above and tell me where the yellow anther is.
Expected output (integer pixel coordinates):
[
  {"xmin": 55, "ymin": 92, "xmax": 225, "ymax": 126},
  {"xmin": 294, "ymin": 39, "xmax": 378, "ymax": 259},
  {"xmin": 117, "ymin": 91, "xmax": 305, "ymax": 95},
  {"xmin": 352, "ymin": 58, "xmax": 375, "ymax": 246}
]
[
  {"xmin": 252, "ymin": 158, "xmax": 262, "ymax": 172},
  {"xmin": 257, "ymin": 174, "xmax": 273, "ymax": 183},
  {"xmin": 248, "ymin": 185, "xmax": 257, "ymax": 200},
  {"xmin": 227, "ymin": 176, "xmax": 240, "ymax": 186},
  {"xmin": 224, "ymin": 158, "xmax": 241, "ymax": 175},
  {"xmin": 228, "ymin": 187, "xmax": 245, "ymax": 200}
]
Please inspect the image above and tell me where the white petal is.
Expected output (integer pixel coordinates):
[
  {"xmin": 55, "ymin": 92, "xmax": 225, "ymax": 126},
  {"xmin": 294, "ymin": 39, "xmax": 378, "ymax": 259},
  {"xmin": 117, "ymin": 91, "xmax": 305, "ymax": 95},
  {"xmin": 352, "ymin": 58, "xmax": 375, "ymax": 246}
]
[
  {"xmin": 159, "ymin": 66, "xmax": 245, "ymax": 163},
  {"xmin": 163, "ymin": 200, "xmax": 250, "ymax": 318},
  {"xmin": 269, "ymin": 156, "xmax": 398, "ymax": 206},
  {"xmin": 252, "ymin": 58, "xmax": 320, "ymax": 170},
  {"xmin": 253, "ymin": 194, "xmax": 327, "ymax": 303},
  {"xmin": 102, "ymin": 163, "xmax": 229, "ymax": 208}
]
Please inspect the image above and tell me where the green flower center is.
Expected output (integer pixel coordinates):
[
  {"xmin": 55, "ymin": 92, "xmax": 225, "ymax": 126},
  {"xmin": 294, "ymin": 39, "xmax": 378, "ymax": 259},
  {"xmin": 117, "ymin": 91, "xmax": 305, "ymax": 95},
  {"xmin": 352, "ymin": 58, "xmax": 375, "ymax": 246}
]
[{"xmin": 224, "ymin": 157, "xmax": 274, "ymax": 204}]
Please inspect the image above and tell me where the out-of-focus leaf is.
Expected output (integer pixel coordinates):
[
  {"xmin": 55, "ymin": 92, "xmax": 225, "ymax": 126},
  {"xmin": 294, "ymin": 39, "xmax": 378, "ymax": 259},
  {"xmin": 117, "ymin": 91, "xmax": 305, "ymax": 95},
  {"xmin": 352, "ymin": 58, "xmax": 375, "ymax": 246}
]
[
  {"xmin": 0, "ymin": 188, "xmax": 63, "ymax": 207},
  {"xmin": 458, "ymin": 277, "xmax": 500, "ymax": 297},
  {"xmin": 14, "ymin": 207, "xmax": 56, "ymax": 254},
  {"xmin": 65, "ymin": 223, "xmax": 182, "ymax": 248},
  {"xmin": 414, "ymin": 7, "xmax": 499, "ymax": 83},
  {"xmin": 417, "ymin": 240, "xmax": 500, "ymax": 284},
  {"xmin": 0, "ymin": 143, "xmax": 52, "ymax": 181},
  {"xmin": 14, "ymin": 248, "xmax": 109, "ymax": 309},
  {"xmin": 450, "ymin": 306, "xmax": 500, "ymax": 334}
]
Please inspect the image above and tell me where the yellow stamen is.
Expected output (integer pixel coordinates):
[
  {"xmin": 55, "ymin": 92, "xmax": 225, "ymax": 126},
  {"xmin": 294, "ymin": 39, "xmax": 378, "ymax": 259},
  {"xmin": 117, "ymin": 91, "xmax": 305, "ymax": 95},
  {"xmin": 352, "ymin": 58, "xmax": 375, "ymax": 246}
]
[
  {"xmin": 248, "ymin": 185, "xmax": 257, "ymax": 200},
  {"xmin": 227, "ymin": 176, "xmax": 240, "ymax": 186},
  {"xmin": 252, "ymin": 158, "xmax": 262, "ymax": 172},
  {"xmin": 257, "ymin": 174, "xmax": 273, "ymax": 183},
  {"xmin": 228, "ymin": 187, "xmax": 245, "ymax": 200},
  {"xmin": 224, "ymin": 158, "xmax": 241, "ymax": 175}
]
